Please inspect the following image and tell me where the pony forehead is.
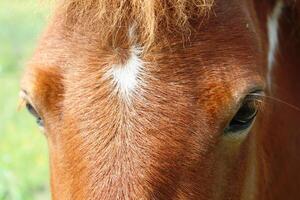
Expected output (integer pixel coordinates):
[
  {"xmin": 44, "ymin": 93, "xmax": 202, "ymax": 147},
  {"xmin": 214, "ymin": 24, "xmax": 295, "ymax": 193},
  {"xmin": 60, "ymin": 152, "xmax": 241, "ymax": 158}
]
[{"xmin": 59, "ymin": 0, "xmax": 214, "ymax": 49}]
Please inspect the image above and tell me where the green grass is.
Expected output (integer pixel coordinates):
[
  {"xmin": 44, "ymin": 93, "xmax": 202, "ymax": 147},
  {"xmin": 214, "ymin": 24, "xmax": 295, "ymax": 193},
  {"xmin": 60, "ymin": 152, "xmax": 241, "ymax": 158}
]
[{"xmin": 0, "ymin": 1, "xmax": 51, "ymax": 199}]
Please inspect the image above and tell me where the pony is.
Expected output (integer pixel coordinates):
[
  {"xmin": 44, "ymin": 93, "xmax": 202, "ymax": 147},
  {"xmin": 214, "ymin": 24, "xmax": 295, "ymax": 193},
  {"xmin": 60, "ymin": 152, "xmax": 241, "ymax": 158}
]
[{"xmin": 20, "ymin": 0, "xmax": 300, "ymax": 199}]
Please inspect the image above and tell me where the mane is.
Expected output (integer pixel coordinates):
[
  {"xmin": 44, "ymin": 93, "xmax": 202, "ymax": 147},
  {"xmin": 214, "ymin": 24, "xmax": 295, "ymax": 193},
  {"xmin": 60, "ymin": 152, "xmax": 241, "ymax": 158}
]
[{"xmin": 59, "ymin": 0, "xmax": 214, "ymax": 49}]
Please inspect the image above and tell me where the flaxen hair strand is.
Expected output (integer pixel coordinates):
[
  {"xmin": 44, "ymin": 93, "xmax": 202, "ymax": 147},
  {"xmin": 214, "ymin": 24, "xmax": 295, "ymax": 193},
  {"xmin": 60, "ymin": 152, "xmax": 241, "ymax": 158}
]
[{"xmin": 59, "ymin": 0, "xmax": 214, "ymax": 49}]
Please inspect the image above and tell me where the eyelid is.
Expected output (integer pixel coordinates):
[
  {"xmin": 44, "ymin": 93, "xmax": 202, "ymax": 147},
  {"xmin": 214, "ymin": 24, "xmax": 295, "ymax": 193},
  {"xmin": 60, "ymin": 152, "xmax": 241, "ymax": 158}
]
[
  {"xmin": 19, "ymin": 90, "xmax": 27, "ymax": 103},
  {"xmin": 19, "ymin": 90, "xmax": 29, "ymax": 103},
  {"xmin": 245, "ymin": 90, "xmax": 265, "ymax": 110},
  {"xmin": 19, "ymin": 90, "xmax": 34, "ymax": 107},
  {"xmin": 246, "ymin": 89, "xmax": 264, "ymax": 100},
  {"xmin": 19, "ymin": 90, "xmax": 40, "ymax": 115},
  {"xmin": 19, "ymin": 90, "xmax": 45, "ymax": 130}
]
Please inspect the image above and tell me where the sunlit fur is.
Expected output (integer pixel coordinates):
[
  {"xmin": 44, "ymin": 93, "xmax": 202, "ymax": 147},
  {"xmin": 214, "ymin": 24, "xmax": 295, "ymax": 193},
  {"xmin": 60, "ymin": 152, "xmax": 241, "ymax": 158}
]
[
  {"xmin": 59, "ymin": 0, "xmax": 213, "ymax": 49},
  {"xmin": 21, "ymin": 0, "xmax": 300, "ymax": 199}
]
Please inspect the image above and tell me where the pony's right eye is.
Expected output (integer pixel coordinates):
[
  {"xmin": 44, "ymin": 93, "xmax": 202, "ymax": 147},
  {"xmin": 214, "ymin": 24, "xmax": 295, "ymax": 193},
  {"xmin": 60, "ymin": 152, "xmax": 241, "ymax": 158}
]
[{"xmin": 26, "ymin": 102, "xmax": 44, "ymax": 127}]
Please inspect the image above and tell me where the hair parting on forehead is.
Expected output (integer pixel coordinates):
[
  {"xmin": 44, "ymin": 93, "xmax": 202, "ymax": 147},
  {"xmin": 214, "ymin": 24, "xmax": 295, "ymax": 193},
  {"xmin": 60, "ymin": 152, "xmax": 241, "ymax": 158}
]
[{"xmin": 59, "ymin": 0, "xmax": 214, "ymax": 49}]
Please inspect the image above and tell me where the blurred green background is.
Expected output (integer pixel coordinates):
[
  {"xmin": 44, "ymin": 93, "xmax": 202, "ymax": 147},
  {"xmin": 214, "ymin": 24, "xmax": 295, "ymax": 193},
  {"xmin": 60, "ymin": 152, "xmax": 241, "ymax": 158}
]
[{"xmin": 0, "ymin": 1, "xmax": 50, "ymax": 199}]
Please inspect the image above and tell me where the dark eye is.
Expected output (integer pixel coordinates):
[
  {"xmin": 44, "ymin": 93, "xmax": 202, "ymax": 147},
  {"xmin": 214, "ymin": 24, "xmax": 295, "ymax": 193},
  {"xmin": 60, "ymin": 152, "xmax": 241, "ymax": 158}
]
[
  {"xmin": 26, "ymin": 103, "xmax": 44, "ymax": 127},
  {"xmin": 224, "ymin": 96, "xmax": 259, "ymax": 134}
]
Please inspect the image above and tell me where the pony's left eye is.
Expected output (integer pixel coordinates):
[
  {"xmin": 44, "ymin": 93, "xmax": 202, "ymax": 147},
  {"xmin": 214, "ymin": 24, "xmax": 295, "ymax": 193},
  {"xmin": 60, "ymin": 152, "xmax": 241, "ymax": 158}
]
[
  {"xmin": 225, "ymin": 96, "xmax": 259, "ymax": 134},
  {"xmin": 26, "ymin": 103, "xmax": 44, "ymax": 127}
]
